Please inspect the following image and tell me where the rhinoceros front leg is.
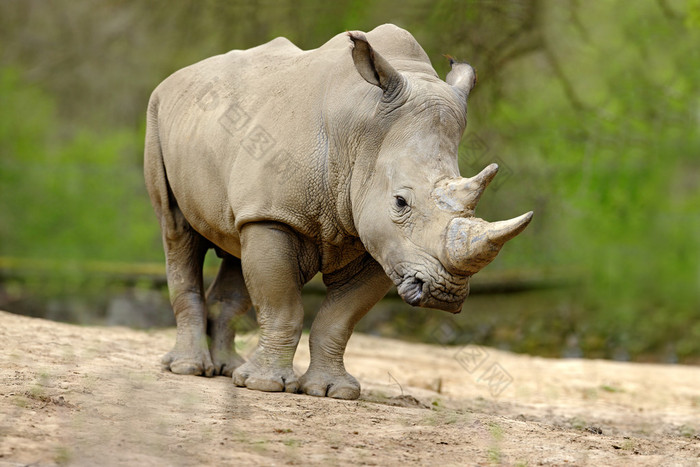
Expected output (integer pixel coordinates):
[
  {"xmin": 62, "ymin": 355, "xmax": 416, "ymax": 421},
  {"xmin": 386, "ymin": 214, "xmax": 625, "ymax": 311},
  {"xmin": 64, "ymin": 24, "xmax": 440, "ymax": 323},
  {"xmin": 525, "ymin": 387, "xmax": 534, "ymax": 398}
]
[
  {"xmin": 205, "ymin": 253, "xmax": 251, "ymax": 376},
  {"xmin": 232, "ymin": 222, "xmax": 311, "ymax": 393},
  {"xmin": 300, "ymin": 254, "xmax": 392, "ymax": 400}
]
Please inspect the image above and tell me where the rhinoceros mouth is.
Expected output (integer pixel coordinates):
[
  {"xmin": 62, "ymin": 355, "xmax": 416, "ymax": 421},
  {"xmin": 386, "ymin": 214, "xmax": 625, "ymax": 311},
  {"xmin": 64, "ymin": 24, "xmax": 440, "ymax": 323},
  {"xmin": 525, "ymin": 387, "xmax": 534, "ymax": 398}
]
[
  {"xmin": 397, "ymin": 276, "xmax": 425, "ymax": 306},
  {"xmin": 393, "ymin": 269, "xmax": 468, "ymax": 313}
]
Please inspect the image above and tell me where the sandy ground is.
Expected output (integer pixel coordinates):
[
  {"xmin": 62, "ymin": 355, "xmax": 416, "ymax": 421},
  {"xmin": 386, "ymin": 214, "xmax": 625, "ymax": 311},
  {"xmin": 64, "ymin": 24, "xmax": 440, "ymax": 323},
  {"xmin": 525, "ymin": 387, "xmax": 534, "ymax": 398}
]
[{"xmin": 0, "ymin": 310, "xmax": 698, "ymax": 466}]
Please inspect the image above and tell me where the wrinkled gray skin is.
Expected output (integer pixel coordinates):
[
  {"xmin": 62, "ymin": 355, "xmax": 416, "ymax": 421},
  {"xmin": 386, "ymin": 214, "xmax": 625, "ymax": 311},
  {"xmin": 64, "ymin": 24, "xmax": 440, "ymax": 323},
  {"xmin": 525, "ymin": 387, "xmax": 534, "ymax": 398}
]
[{"xmin": 144, "ymin": 24, "xmax": 532, "ymax": 400}]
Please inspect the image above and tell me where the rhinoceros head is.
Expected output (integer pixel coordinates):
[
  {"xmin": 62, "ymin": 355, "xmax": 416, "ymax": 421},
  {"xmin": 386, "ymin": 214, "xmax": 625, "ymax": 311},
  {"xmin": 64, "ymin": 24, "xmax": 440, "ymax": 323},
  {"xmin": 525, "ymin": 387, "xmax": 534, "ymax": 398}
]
[{"xmin": 347, "ymin": 31, "xmax": 532, "ymax": 313}]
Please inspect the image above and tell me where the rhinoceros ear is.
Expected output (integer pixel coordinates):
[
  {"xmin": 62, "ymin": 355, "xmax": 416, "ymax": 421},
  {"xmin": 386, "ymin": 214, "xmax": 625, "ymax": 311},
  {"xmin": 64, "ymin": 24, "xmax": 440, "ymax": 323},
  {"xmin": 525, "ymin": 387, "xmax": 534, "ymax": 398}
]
[
  {"xmin": 445, "ymin": 55, "xmax": 477, "ymax": 98},
  {"xmin": 348, "ymin": 31, "xmax": 405, "ymax": 96}
]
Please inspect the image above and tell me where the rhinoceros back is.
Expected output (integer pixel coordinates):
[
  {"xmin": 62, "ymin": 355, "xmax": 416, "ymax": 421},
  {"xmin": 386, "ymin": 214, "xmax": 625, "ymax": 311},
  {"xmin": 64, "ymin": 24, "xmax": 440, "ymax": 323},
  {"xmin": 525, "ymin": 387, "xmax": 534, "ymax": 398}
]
[{"xmin": 149, "ymin": 37, "xmax": 331, "ymax": 252}]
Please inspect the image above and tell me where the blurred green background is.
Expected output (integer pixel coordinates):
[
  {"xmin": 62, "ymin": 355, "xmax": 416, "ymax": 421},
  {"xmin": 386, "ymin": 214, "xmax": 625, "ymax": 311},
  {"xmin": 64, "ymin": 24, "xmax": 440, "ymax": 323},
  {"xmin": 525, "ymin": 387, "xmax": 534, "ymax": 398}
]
[{"xmin": 1, "ymin": 0, "xmax": 698, "ymax": 363}]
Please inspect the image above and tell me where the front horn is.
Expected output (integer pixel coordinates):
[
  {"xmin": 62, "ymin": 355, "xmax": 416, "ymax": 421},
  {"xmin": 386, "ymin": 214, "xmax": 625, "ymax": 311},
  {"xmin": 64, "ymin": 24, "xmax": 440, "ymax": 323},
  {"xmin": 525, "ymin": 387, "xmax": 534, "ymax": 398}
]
[{"xmin": 444, "ymin": 211, "xmax": 533, "ymax": 275}]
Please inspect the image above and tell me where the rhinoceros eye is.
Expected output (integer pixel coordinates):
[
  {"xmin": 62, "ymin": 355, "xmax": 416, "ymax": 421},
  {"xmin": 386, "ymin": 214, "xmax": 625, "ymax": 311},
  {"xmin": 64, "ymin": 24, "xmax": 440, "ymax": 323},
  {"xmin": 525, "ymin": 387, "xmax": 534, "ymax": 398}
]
[{"xmin": 395, "ymin": 196, "xmax": 408, "ymax": 209}]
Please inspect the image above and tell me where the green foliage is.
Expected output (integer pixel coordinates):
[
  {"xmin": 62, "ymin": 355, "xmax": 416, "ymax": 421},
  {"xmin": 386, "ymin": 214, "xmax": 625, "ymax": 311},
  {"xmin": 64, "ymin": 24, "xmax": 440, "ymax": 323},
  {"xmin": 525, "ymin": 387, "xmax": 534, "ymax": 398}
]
[
  {"xmin": 0, "ymin": 67, "xmax": 161, "ymax": 266},
  {"xmin": 476, "ymin": 1, "xmax": 700, "ymax": 358}
]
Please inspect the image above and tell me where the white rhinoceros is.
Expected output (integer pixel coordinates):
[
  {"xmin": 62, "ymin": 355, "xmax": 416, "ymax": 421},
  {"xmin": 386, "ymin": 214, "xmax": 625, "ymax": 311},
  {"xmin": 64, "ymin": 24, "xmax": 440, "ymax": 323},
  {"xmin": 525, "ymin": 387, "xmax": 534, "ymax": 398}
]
[{"xmin": 144, "ymin": 24, "xmax": 532, "ymax": 399}]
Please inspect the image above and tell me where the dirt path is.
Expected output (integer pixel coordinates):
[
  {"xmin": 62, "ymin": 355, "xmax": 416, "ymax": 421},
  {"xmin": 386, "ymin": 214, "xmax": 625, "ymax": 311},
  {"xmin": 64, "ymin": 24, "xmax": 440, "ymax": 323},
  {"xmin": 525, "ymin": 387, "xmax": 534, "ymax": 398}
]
[{"xmin": 0, "ymin": 310, "xmax": 698, "ymax": 466}]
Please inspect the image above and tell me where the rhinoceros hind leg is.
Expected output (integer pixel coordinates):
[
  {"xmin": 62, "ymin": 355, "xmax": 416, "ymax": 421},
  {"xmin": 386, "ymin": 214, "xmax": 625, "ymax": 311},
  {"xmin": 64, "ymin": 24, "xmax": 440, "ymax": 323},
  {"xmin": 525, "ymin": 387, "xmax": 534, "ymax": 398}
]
[
  {"xmin": 205, "ymin": 254, "xmax": 250, "ymax": 376},
  {"xmin": 145, "ymin": 114, "xmax": 214, "ymax": 377},
  {"xmin": 232, "ymin": 222, "xmax": 315, "ymax": 393},
  {"xmin": 300, "ymin": 255, "xmax": 392, "ymax": 400},
  {"xmin": 159, "ymin": 211, "xmax": 214, "ymax": 377}
]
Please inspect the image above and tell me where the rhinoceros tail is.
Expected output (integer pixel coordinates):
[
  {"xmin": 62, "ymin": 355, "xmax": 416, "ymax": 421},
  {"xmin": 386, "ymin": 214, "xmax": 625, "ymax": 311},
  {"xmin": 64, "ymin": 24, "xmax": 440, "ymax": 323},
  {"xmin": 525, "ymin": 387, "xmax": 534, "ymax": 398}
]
[{"xmin": 144, "ymin": 93, "xmax": 171, "ymax": 223}]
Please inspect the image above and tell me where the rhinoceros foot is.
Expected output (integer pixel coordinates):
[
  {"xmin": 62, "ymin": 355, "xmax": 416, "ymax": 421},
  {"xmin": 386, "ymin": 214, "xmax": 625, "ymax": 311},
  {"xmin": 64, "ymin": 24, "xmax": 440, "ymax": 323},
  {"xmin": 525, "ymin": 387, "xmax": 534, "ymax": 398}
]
[
  {"xmin": 209, "ymin": 345, "xmax": 245, "ymax": 377},
  {"xmin": 161, "ymin": 339, "xmax": 215, "ymax": 377},
  {"xmin": 299, "ymin": 369, "xmax": 361, "ymax": 400},
  {"xmin": 232, "ymin": 357, "xmax": 299, "ymax": 393}
]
